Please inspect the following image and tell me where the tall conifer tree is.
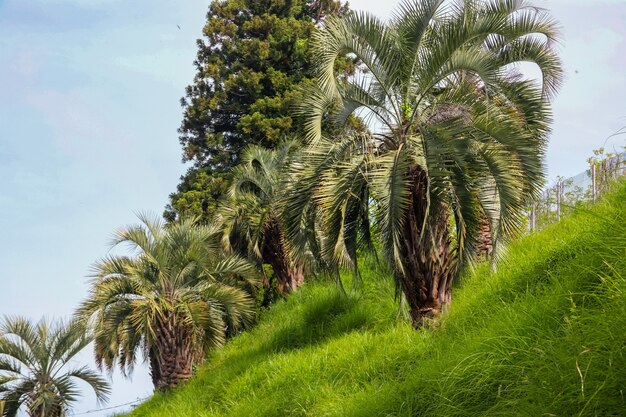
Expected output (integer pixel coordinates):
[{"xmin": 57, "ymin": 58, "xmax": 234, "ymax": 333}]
[{"xmin": 166, "ymin": 0, "xmax": 350, "ymax": 221}]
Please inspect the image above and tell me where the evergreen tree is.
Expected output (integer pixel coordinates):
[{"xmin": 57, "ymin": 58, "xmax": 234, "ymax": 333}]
[{"xmin": 166, "ymin": 0, "xmax": 350, "ymax": 222}]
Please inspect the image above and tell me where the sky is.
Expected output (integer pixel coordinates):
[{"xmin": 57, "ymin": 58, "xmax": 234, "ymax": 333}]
[{"xmin": 0, "ymin": 0, "xmax": 625, "ymax": 415}]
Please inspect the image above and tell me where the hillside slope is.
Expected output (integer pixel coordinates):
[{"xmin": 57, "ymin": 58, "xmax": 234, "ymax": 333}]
[{"xmin": 129, "ymin": 183, "xmax": 626, "ymax": 417}]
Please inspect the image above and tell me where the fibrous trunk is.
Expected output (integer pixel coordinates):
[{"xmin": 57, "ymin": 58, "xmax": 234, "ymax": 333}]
[
  {"xmin": 262, "ymin": 217, "xmax": 304, "ymax": 294},
  {"xmin": 475, "ymin": 215, "xmax": 493, "ymax": 261},
  {"xmin": 399, "ymin": 166, "xmax": 455, "ymax": 328},
  {"xmin": 149, "ymin": 312, "xmax": 194, "ymax": 391}
]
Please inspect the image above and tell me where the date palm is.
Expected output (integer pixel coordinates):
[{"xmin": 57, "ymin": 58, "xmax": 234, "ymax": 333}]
[
  {"xmin": 219, "ymin": 142, "xmax": 305, "ymax": 294},
  {"xmin": 77, "ymin": 215, "xmax": 258, "ymax": 391},
  {"xmin": 289, "ymin": 0, "xmax": 562, "ymax": 327},
  {"xmin": 0, "ymin": 316, "xmax": 110, "ymax": 417}
]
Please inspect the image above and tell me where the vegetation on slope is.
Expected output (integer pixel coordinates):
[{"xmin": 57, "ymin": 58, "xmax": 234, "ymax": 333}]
[
  {"xmin": 292, "ymin": 0, "xmax": 562, "ymax": 326},
  {"xmin": 78, "ymin": 216, "xmax": 258, "ymax": 391},
  {"xmin": 128, "ymin": 182, "xmax": 626, "ymax": 416}
]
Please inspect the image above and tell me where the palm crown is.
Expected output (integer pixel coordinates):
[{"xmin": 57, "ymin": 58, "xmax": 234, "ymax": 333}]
[
  {"xmin": 288, "ymin": 0, "xmax": 562, "ymax": 326},
  {"xmin": 221, "ymin": 142, "xmax": 295, "ymax": 259},
  {"xmin": 77, "ymin": 215, "xmax": 259, "ymax": 391},
  {"xmin": 0, "ymin": 316, "xmax": 110, "ymax": 417},
  {"xmin": 218, "ymin": 142, "xmax": 307, "ymax": 294}
]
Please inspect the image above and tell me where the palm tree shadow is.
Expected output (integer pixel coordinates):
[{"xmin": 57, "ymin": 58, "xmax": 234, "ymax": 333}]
[
  {"xmin": 265, "ymin": 290, "xmax": 370, "ymax": 353},
  {"xmin": 178, "ymin": 290, "xmax": 370, "ymax": 410}
]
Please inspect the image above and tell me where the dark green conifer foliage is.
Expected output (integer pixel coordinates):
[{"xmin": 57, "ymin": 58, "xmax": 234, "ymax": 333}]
[{"xmin": 166, "ymin": 0, "xmax": 350, "ymax": 222}]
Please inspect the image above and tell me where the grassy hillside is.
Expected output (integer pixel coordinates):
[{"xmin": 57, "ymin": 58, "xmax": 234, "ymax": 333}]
[{"xmin": 128, "ymin": 183, "xmax": 626, "ymax": 417}]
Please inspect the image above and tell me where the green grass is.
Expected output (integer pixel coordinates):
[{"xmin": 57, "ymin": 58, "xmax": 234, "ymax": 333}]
[{"xmin": 128, "ymin": 183, "xmax": 626, "ymax": 417}]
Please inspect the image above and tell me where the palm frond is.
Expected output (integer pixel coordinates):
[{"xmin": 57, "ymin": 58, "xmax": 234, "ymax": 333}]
[
  {"xmin": 296, "ymin": 0, "xmax": 562, "ymax": 318},
  {"xmin": 79, "ymin": 215, "xmax": 257, "ymax": 387},
  {"xmin": 0, "ymin": 317, "xmax": 110, "ymax": 417}
]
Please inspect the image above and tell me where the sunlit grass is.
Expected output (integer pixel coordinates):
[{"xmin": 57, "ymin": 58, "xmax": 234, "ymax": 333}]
[{"xmin": 128, "ymin": 182, "xmax": 626, "ymax": 417}]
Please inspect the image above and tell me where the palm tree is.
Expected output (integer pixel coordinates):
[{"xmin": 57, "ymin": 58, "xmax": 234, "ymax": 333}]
[
  {"xmin": 287, "ymin": 0, "xmax": 562, "ymax": 327},
  {"xmin": 77, "ymin": 215, "xmax": 259, "ymax": 391},
  {"xmin": 0, "ymin": 316, "xmax": 110, "ymax": 417},
  {"xmin": 218, "ymin": 142, "xmax": 305, "ymax": 294}
]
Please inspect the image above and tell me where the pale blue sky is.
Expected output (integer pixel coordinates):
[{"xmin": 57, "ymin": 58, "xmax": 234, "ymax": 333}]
[{"xmin": 0, "ymin": 0, "xmax": 625, "ymax": 415}]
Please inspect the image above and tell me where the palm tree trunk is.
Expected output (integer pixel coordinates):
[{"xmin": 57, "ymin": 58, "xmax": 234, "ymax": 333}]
[
  {"xmin": 475, "ymin": 215, "xmax": 493, "ymax": 261},
  {"xmin": 150, "ymin": 312, "xmax": 194, "ymax": 391},
  {"xmin": 262, "ymin": 217, "xmax": 304, "ymax": 294},
  {"xmin": 398, "ymin": 166, "xmax": 455, "ymax": 328}
]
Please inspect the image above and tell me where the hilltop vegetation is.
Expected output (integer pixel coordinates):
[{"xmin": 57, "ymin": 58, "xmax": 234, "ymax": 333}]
[{"xmin": 127, "ymin": 183, "xmax": 626, "ymax": 416}]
